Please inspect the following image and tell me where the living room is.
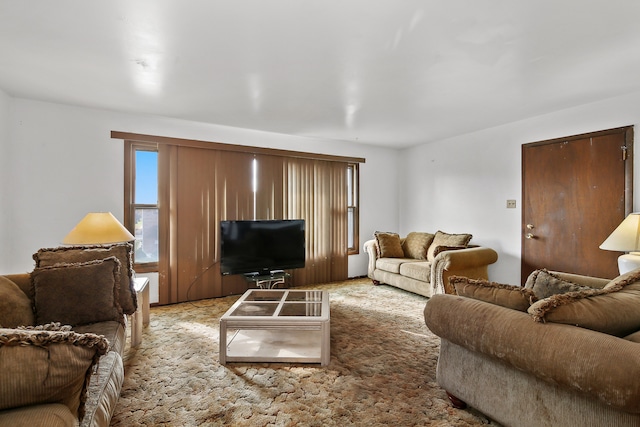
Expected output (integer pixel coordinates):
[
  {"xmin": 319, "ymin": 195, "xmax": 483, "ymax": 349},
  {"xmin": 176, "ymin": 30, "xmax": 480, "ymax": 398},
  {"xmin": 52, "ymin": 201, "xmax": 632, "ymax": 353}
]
[{"xmin": 2, "ymin": 1, "xmax": 640, "ymax": 425}]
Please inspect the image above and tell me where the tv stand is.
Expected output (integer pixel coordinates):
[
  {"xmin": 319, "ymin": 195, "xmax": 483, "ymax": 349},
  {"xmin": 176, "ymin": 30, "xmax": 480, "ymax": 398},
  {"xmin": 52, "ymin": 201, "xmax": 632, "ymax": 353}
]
[{"xmin": 244, "ymin": 271, "xmax": 290, "ymax": 289}]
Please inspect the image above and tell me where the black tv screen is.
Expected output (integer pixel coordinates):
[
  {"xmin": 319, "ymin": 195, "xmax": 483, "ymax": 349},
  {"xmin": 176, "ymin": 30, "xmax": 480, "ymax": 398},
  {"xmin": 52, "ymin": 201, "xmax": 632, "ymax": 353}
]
[{"xmin": 220, "ymin": 219, "xmax": 305, "ymax": 276}]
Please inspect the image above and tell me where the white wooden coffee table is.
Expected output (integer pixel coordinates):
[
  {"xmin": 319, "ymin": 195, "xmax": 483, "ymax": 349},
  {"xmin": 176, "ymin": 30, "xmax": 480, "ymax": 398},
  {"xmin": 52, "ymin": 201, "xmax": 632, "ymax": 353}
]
[{"xmin": 219, "ymin": 289, "xmax": 330, "ymax": 366}]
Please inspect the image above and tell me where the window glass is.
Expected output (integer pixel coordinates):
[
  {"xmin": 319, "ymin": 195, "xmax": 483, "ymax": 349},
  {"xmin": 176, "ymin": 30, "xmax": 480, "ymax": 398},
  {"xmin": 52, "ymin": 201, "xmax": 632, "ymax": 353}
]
[
  {"xmin": 133, "ymin": 149, "xmax": 159, "ymax": 265},
  {"xmin": 135, "ymin": 151, "xmax": 158, "ymax": 204}
]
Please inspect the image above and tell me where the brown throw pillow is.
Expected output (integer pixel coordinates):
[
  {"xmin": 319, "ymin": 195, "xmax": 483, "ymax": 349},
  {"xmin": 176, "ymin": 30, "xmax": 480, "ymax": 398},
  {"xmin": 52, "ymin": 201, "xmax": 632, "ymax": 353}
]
[
  {"xmin": 0, "ymin": 276, "xmax": 35, "ymax": 328},
  {"xmin": 374, "ymin": 232, "xmax": 405, "ymax": 258},
  {"xmin": 401, "ymin": 232, "xmax": 434, "ymax": 260},
  {"xmin": 452, "ymin": 276, "xmax": 537, "ymax": 312},
  {"xmin": 31, "ymin": 257, "xmax": 123, "ymax": 327},
  {"xmin": 0, "ymin": 327, "xmax": 108, "ymax": 420},
  {"xmin": 524, "ymin": 269, "xmax": 592, "ymax": 299},
  {"xmin": 528, "ymin": 269, "xmax": 640, "ymax": 336},
  {"xmin": 33, "ymin": 243, "xmax": 137, "ymax": 314},
  {"xmin": 427, "ymin": 231, "xmax": 472, "ymax": 262}
]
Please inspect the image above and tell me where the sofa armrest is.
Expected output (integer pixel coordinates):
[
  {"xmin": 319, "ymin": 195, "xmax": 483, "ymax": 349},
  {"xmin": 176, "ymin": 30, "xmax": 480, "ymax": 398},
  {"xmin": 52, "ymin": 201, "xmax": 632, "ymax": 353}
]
[
  {"xmin": 424, "ymin": 294, "xmax": 640, "ymax": 413},
  {"xmin": 363, "ymin": 239, "xmax": 378, "ymax": 278},
  {"xmin": 431, "ymin": 247, "xmax": 498, "ymax": 294}
]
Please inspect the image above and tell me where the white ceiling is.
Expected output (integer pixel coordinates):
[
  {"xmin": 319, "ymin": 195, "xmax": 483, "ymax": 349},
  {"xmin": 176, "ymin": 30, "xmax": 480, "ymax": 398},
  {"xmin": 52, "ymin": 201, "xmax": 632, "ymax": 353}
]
[{"xmin": 2, "ymin": 1, "xmax": 640, "ymax": 148}]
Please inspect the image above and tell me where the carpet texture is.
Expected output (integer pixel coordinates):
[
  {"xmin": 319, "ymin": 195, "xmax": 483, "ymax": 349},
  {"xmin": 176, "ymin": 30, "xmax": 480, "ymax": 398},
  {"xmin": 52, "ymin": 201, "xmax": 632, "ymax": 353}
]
[{"xmin": 111, "ymin": 278, "xmax": 499, "ymax": 426}]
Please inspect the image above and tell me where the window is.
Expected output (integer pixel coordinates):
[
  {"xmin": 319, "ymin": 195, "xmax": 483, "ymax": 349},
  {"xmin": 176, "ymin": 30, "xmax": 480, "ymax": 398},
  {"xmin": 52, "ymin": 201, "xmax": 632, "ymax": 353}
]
[
  {"xmin": 118, "ymin": 131, "xmax": 364, "ymax": 303},
  {"xmin": 126, "ymin": 143, "xmax": 159, "ymax": 272},
  {"xmin": 347, "ymin": 163, "xmax": 359, "ymax": 255}
]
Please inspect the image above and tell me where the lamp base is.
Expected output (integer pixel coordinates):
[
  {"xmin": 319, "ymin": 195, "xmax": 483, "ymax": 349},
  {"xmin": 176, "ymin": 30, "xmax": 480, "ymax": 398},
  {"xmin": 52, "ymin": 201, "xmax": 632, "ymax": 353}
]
[{"xmin": 618, "ymin": 252, "xmax": 640, "ymax": 274}]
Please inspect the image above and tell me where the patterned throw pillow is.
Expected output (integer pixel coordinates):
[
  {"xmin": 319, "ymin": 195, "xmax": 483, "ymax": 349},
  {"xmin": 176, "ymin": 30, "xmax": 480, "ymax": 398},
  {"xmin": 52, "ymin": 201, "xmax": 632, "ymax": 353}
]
[
  {"xmin": 452, "ymin": 276, "xmax": 537, "ymax": 312},
  {"xmin": 401, "ymin": 232, "xmax": 435, "ymax": 260},
  {"xmin": 31, "ymin": 257, "xmax": 124, "ymax": 327},
  {"xmin": 528, "ymin": 269, "xmax": 640, "ymax": 336},
  {"xmin": 427, "ymin": 231, "xmax": 472, "ymax": 261},
  {"xmin": 524, "ymin": 269, "xmax": 592, "ymax": 299},
  {"xmin": 374, "ymin": 232, "xmax": 405, "ymax": 258}
]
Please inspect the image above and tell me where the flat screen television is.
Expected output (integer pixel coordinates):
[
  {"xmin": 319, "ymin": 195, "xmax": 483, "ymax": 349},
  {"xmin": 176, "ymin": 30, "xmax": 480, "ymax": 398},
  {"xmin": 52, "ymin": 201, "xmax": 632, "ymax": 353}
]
[{"xmin": 220, "ymin": 219, "xmax": 305, "ymax": 276}]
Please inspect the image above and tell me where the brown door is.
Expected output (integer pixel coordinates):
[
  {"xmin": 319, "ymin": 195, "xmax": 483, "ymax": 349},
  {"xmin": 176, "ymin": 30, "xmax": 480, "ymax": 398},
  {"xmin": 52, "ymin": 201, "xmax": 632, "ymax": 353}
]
[{"xmin": 521, "ymin": 126, "xmax": 633, "ymax": 283}]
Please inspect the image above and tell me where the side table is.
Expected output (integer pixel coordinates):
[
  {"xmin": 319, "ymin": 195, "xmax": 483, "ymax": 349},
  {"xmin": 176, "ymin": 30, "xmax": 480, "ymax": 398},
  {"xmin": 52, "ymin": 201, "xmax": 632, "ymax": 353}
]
[{"xmin": 131, "ymin": 276, "xmax": 150, "ymax": 348}]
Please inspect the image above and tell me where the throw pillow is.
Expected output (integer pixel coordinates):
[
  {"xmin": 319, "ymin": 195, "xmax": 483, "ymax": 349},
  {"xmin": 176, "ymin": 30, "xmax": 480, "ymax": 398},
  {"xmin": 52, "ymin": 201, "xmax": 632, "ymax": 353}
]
[
  {"xmin": 33, "ymin": 243, "xmax": 137, "ymax": 315},
  {"xmin": 0, "ymin": 276, "xmax": 35, "ymax": 328},
  {"xmin": 31, "ymin": 257, "xmax": 123, "ymax": 327},
  {"xmin": 401, "ymin": 232, "xmax": 435, "ymax": 260},
  {"xmin": 427, "ymin": 231, "xmax": 472, "ymax": 262},
  {"xmin": 452, "ymin": 276, "xmax": 537, "ymax": 312},
  {"xmin": 528, "ymin": 269, "xmax": 640, "ymax": 336},
  {"xmin": 524, "ymin": 269, "xmax": 592, "ymax": 299},
  {"xmin": 374, "ymin": 232, "xmax": 405, "ymax": 258},
  {"xmin": 0, "ymin": 327, "xmax": 108, "ymax": 420}
]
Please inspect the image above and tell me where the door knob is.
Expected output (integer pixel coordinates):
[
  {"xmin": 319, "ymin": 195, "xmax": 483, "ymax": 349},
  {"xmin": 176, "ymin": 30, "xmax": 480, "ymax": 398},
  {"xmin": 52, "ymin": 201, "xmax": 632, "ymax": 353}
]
[{"xmin": 526, "ymin": 233, "xmax": 535, "ymax": 239}]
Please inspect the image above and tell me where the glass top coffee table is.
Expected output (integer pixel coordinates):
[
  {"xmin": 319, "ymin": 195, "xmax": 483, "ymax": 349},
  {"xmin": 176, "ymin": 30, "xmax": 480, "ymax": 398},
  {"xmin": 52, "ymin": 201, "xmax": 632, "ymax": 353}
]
[{"xmin": 219, "ymin": 289, "xmax": 330, "ymax": 366}]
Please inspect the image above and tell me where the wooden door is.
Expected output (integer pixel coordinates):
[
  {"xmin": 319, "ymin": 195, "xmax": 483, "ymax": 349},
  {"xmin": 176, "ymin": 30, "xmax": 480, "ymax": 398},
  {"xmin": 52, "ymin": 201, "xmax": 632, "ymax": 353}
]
[{"xmin": 521, "ymin": 127, "xmax": 633, "ymax": 283}]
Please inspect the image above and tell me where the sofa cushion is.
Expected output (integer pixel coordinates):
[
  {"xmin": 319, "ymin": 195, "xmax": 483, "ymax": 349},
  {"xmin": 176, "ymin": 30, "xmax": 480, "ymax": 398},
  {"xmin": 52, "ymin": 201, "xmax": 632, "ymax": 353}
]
[
  {"xmin": 33, "ymin": 243, "xmax": 137, "ymax": 315},
  {"xmin": 399, "ymin": 261, "xmax": 431, "ymax": 282},
  {"xmin": 401, "ymin": 232, "xmax": 434, "ymax": 260},
  {"xmin": 374, "ymin": 232, "xmax": 405, "ymax": 258},
  {"xmin": 427, "ymin": 231, "xmax": 472, "ymax": 261},
  {"xmin": 375, "ymin": 257, "xmax": 418, "ymax": 274},
  {"xmin": 528, "ymin": 269, "xmax": 640, "ymax": 336},
  {"xmin": 0, "ymin": 276, "xmax": 35, "ymax": 328},
  {"xmin": 524, "ymin": 269, "xmax": 592, "ymax": 299},
  {"xmin": 0, "ymin": 403, "xmax": 78, "ymax": 427},
  {"xmin": 452, "ymin": 276, "xmax": 538, "ymax": 312},
  {"xmin": 31, "ymin": 258, "xmax": 124, "ymax": 327},
  {"xmin": 0, "ymin": 327, "xmax": 109, "ymax": 420}
]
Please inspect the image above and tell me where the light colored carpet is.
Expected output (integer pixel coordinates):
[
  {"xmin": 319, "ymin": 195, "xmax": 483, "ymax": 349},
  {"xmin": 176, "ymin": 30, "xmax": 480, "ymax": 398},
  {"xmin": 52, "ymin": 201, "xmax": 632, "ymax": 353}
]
[{"xmin": 111, "ymin": 278, "xmax": 498, "ymax": 426}]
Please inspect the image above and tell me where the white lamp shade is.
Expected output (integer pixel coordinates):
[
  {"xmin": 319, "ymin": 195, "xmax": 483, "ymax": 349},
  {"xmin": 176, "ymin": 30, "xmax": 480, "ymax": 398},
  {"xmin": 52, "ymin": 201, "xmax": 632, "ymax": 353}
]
[
  {"xmin": 63, "ymin": 212, "xmax": 135, "ymax": 245},
  {"xmin": 600, "ymin": 213, "xmax": 640, "ymax": 252}
]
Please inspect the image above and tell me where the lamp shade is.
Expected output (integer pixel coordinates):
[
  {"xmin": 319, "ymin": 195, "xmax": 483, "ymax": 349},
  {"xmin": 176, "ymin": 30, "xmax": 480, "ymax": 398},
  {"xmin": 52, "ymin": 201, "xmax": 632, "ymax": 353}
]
[
  {"xmin": 600, "ymin": 213, "xmax": 640, "ymax": 252},
  {"xmin": 63, "ymin": 212, "xmax": 135, "ymax": 245}
]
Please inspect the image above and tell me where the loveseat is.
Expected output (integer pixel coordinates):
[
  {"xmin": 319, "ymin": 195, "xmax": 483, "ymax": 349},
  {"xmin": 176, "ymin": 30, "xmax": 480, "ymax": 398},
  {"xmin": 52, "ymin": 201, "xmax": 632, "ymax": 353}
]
[
  {"xmin": 0, "ymin": 243, "xmax": 137, "ymax": 427},
  {"xmin": 364, "ymin": 231, "xmax": 498, "ymax": 297},
  {"xmin": 424, "ymin": 268, "xmax": 640, "ymax": 426}
]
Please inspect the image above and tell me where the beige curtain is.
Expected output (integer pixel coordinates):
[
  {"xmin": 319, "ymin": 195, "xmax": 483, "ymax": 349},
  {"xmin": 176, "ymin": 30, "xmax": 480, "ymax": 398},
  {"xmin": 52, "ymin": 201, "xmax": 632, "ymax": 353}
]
[{"xmin": 284, "ymin": 158, "xmax": 348, "ymax": 285}]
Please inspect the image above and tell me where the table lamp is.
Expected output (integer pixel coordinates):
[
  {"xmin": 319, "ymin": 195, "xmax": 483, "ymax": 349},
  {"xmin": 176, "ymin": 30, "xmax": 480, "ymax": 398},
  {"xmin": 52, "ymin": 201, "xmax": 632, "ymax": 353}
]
[
  {"xmin": 599, "ymin": 212, "xmax": 640, "ymax": 274},
  {"xmin": 63, "ymin": 212, "xmax": 135, "ymax": 245}
]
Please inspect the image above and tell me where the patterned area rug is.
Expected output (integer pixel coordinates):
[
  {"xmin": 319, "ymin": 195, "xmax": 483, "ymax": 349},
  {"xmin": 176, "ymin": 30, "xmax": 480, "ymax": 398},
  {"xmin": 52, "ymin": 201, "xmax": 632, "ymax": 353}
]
[{"xmin": 111, "ymin": 278, "xmax": 498, "ymax": 426}]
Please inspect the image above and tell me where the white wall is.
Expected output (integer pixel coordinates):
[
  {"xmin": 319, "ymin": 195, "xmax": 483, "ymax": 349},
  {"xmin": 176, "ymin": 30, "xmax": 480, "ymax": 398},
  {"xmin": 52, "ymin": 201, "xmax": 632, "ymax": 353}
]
[
  {"xmin": 0, "ymin": 89, "xmax": 11, "ymax": 272},
  {"xmin": 2, "ymin": 97, "xmax": 399, "ymax": 300},
  {"xmin": 399, "ymin": 90, "xmax": 640, "ymax": 285}
]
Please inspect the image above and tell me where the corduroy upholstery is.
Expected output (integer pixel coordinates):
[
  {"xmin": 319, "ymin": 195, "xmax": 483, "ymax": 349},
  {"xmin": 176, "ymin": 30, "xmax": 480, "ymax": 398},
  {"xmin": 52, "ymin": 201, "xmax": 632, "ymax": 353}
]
[
  {"xmin": 0, "ymin": 270, "xmax": 126, "ymax": 427},
  {"xmin": 424, "ymin": 270, "xmax": 640, "ymax": 426}
]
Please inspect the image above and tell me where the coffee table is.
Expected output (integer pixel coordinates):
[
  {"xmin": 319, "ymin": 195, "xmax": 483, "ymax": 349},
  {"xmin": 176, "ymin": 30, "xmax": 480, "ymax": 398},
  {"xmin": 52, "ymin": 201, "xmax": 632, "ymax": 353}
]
[{"xmin": 219, "ymin": 289, "xmax": 330, "ymax": 366}]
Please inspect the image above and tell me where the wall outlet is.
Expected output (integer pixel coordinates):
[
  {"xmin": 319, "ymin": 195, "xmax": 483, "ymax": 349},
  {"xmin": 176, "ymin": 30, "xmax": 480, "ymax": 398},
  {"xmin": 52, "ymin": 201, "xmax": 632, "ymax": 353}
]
[{"xmin": 506, "ymin": 199, "xmax": 517, "ymax": 209}]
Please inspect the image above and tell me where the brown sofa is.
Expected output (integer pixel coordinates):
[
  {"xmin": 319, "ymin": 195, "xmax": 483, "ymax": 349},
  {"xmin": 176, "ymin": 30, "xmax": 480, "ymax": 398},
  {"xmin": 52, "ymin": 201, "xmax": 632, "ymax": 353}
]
[
  {"xmin": 424, "ymin": 269, "xmax": 640, "ymax": 426},
  {"xmin": 0, "ymin": 243, "xmax": 136, "ymax": 427},
  {"xmin": 364, "ymin": 231, "xmax": 498, "ymax": 297}
]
